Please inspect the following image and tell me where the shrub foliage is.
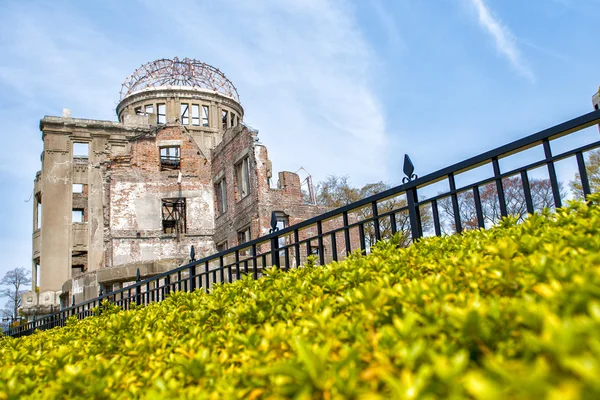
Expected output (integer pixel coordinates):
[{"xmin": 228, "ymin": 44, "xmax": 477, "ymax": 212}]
[{"xmin": 2, "ymin": 198, "xmax": 600, "ymax": 399}]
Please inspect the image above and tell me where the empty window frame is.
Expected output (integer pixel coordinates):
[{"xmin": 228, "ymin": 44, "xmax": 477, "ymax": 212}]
[
  {"xmin": 157, "ymin": 103, "xmax": 166, "ymax": 124},
  {"xmin": 72, "ymin": 209, "xmax": 84, "ymax": 223},
  {"xmin": 235, "ymin": 157, "xmax": 251, "ymax": 199},
  {"xmin": 202, "ymin": 105, "xmax": 209, "ymax": 127},
  {"xmin": 230, "ymin": 112, "xmax": 235, "ymax": 127},
  {"xmin": 181, "ymin": 103, "xmax": 189, "ymax": 125},
  {"xmin": 160, "ymin": 146, "xmax": 180, "ymax": 170},
  {"xmin": 237, "ymin": 227, "xmax": 251, "ymax": 245},
  {"xmin": 145, "ymin": 104, "xmax": 154, "ymax": 116},
  {"xmin": 162, "ymin": 198, "xmax": 186, "ymax": 234},
  {"xmin": 134, "ymin": 106, "xmax": 143, "ymax": 115},
  {"xmin": 73, "ymin": 143, "xmax": 89, "ymax": 159},
  {"xmin": 191, "ymin": 104, "xmax": 200, "ymax": 126},
  {"xmin": 215, "ymin": 178, "xmax": 227, "ymax": 214},
  {"xmin": 72, "ymin": 183, "xmax": 84, "ymax": 194},
  {"xmin": 222, "ymin": 110, "xmax": 228, "ymax": 129},
  {"xmin": 35, "ymin": 194, "xmax": 42, "ymax": 230},
  {"xmin": 216, "ymin": 241, "xmax": 228, "ymax": 252}
]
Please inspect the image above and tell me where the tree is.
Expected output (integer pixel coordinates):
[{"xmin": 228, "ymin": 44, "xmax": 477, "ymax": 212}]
[
  {"xmin": 315, "ymin": 176, "xmax": 431, "ymax": 248},
  {"xmin": 0, "ymin": 267, "xmax": 31, "ymax": 321},
  {"xmin": 570, "ymin": 149, "xmax": 600, "ymax": 199},
  {"xmin": 439, "ymin": 176, "xmax": 564, "ymax": 232}
]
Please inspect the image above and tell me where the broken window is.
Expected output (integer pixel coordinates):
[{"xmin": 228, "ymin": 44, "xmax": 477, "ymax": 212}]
[
  {"xmin": 72, "ymin": 183, "xmax": 84, "ymax": 194},
  {"xmin": 160, "ymin": 146, "xmax": 180, "ymax": 170},
  {"xmin": 237, "ymin": 227, "xmax": 251, "ymax": 246},
  {"xmin": 202, "ymin": 105, "xmax": 209, "ymax": 127},
  {"xmin": 235, "ymin": 157, "xmax": 251, "ymax": 199},
  {"xmin": 145, "ymin": 104, "xmax": 154, "ymax": 116},
  {"xmin": 180, "ymin": 103, "xmax": 189, "ymax": 125},
  {"xmin": 157, "ymin": 103, "xmax": 166, "ymax": 124},
  {"xmin": 73, "ymin": 143, "xmax": 89, "ymax": 160},
  {"xmin": 191, "ymin": 104, "xmax": 200, "ymax": 126},
  {"xmin": 134, "ymin": 106, "xmax": 143, "ymax": 115},
  {"xmin": 215, "ymin": 178, "xmax": 227, "ymax": 214},
  {"xmin": 72, "ymin": 209, "xmax": 84, "ymax": 223},
  {"xmin": 222, "ymin": 110, "xmax": 228, "ymax": 129},
  {"xmin": 216, "ymin": 241, "xmax": 228, "ymax": 252},
  {"xmin": 230, "ymin": 112, "xmax": 235, "ymax": 127},
  {"xmin": 72, "ymin": 251, "xmax": 87, "ymax": 276},
  {"xmin": 162, "ymin": 198, "xmax": 186, "ymax": 234}
]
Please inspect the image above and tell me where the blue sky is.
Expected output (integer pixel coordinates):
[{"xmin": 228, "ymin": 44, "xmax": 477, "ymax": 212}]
[{"xmin": 0, "ymin": 0, "xmax": 599, "ymax": 283}]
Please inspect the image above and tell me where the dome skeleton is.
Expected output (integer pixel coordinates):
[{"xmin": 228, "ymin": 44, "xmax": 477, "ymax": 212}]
[{"xmin": 120, "ymin": 58, "xmax": 240, "ymax": 103}]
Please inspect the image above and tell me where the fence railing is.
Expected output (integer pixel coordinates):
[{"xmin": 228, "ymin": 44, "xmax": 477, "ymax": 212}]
[{"xmin": 6, "ymin": 109, "xmax": 600, "ymax": 338}]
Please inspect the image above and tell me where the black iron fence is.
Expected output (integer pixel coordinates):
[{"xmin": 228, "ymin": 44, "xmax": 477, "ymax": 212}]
[{"xmin": 7, "ymin": 110, "xmax": 600, "ymax": 338}]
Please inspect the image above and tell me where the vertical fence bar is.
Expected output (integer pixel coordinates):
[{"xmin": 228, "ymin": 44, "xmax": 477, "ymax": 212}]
[
  {"xmin": 431, "ymin": 199, "xmax": 441, "ymax": 236},
  {"xmin": 284, "ymin": 247, "xmax": 290, "ymax": 270},
  {"xmin": 219, "ymin": 256, "xmax": 225, "ymax": 284},
  {"xmin": 294, "ymin": 229, "xmax": 301, "ymax": 268},
  {"xmin": 543, "ymin": 139, "xmax": 562, "ymax": 209},
  {"xmin": 331, "ymin": 232, "xmax": 338, "ymax": 262},
  {"xmin": 343, "ymin": 211, "xmax": 351, "ymax": 255},
  {"xmin": 204, "ymin": 261, "xmax": 210, "ymax": 293},
  {"xmin": 317, "ymin": 221, "xmax": 325, "ymax": 265},
  {"xmin": 390, "ymin": 213, "xmax": 397, "ymax": 236},
  {"xmin": 235, "ymin": 251, "xmax": 241, "ymax": 279},
  {"xmin": 448, "ymin": 174, "xmax": 462, "ymax": 234},
  {"xmin": 252, "ymin": 244, "xmax": 258, "ymax": 280},
  {"xmin": 359, "ymin": 224, "xmax": 366, "ymax": 253},
  {"xmin": 472, "ymin": 186, "xmax": 485, "ymax": 229},
  {"xmin": 406, "ymin": 186, "xmax": 422, "ymax": 240},
  {"xmin": 371, "ymin": 201, "xmax": 381, "ymax": 242},
  {"xmin": 189, "ymin": 265, "xmax": 196, "ymax": 292},
  {"xmin": 576, "ymin": 152, "xmax": 592, "ymax": 198},
  {"xmin": 492, "ymin": 157, "xmax": 508, "ymax": 218},
  {"xmin": 520, "ymin": 170, "xmax": 534, "ymax": 215},
  {"xmin": 271, "ymin": 235, "xmax": 279, "ymax": 269}
]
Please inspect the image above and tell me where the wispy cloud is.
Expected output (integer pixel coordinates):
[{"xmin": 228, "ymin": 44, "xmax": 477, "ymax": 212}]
[
  {"xmin": 139, "ymin": 0, "xmax": 388, "ymax": 184},
  {"xmin": 469, "ymin": 0, "xmax": 535, "ymax": 82}
]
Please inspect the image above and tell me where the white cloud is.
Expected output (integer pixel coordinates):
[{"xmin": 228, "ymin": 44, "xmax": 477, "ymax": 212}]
[{"xmin": 469, "ymin": 0, "xmax": 535, "ymax": 82}]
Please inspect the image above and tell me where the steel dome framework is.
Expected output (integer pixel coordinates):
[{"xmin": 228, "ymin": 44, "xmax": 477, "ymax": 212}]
[{"xmin": 120, "ymin": 58, "xmax": 240, "ymax": 103}]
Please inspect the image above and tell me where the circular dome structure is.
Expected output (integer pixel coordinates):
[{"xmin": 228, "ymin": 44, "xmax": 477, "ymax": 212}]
[{"xmin": 120, "ymin": 58, "xmax": 240, "ymax": 102}]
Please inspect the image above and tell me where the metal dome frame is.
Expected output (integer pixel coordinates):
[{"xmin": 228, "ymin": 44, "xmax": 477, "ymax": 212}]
[{"xmin": 120, "ymin": 58, "xmax": 240, "ymax": 102}]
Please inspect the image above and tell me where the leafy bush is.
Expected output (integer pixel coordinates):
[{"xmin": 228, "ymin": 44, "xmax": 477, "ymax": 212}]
[{"xmin": 2, "ymin": 198, "xmax": 600, "ymax": 399}]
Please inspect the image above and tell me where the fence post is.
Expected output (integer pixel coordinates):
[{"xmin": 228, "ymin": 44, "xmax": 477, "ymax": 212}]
[
  {"xmin": 403, "ymin": 155, "xmax": 421, "ymax": 241},
  {"xmin": 135, "ymin": 268, "xmax": 141, "ymax": 306},
  {"xmin": 269, "ymin": 211, "xmax": 279, "ymax": 268}
]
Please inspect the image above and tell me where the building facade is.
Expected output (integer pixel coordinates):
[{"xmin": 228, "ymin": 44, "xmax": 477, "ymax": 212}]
[{"xmin": 22, "ymin": 58, "xmax": 326, "ymax": 316}]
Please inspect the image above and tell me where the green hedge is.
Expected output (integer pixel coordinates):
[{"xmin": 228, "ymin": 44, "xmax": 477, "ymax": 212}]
[{"xmin": 2, "ymin": 198, "xmax": 600, "ymax": 399}]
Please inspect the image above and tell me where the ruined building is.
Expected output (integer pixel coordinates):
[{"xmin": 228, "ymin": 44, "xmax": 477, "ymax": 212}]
[{"xmin": 22, "ymin": 58, "xmax": 325, "ymax": 315}]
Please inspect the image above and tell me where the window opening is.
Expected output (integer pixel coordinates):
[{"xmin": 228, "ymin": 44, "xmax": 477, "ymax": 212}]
[
  {"xmin": 72, "ymin": 209, "xmax": 84, "ymax": 223},
  {"xmin": 72, "ymin": 183, "xmax": 84, "ymax": 194},
  {"xmin": 134, "ymin": 106, "xmax": 143, "ymax": 115},
  {"xmin": 35, "ymin": 194, "xmax": 42, "ymax": 230},
  {"xmin": 215, "ymin": 178, "xmax": 227, "ymax": 214},
  {"xmin": 157, "ymin": 103, "xmax": 166, "ymax": 124},
  {"xmin": 181, "ymin": 104, "xmax": 189, "ymax": 125},
  {"xmin": 230, "ymin": 112, "xmax": 235, "ymax": 127},
  {"xmin": 202, "ymin": 105, "xmax": 209, "ymax": 127},
  {"xmin": 235, "ymin": 157, "xmax": 251, "ymax": 199},
  {"xmin": 222, "ymin": 110, "xmax": 228, "ymax": 129},
  {"xmin": 238, "ymin": 227, "xmax": 251, "ymax": 245},
  {"xmin": 145, "ymin": 104, "xmax": 154, "ymax": 116},
  {"xmin": 191, "ymin": 104, "xmax": 200, "ymax": 126},
  {"xmin": 216, "ymin": 241, "xmax": 228, "ymax": 252},
  {"xmin": 73, "ymin": 143, "xmax": 89, "ymax": 159},
  {"xmin": 162, "ymin": 198, "xmax": 186, "ymax": 234},
  {"xmin": 160, "ymin": 146, "xmax": 180, "ymax": 170}
]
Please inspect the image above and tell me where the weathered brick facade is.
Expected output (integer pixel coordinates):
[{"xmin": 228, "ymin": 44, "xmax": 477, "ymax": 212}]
[{"xmin": 21, "ymin": 58, "xmax": 328, "ymax": 315}]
